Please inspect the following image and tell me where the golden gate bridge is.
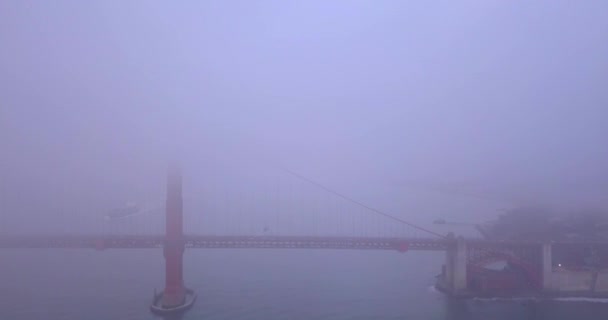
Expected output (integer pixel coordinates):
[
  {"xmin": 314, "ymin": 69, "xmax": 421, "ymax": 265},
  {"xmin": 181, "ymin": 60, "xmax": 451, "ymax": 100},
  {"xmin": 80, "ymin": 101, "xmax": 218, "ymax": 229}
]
[{"xmin": 1, "ymin": 166, "xmax": 607, "ymax": 314}]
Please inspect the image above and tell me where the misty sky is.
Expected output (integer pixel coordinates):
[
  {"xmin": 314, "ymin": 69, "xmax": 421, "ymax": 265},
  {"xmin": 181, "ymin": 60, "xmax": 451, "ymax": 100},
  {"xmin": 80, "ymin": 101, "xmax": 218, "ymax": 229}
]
[{"xmin": 2, "ymin": 1, "xmax": 608, "ymax": 231}]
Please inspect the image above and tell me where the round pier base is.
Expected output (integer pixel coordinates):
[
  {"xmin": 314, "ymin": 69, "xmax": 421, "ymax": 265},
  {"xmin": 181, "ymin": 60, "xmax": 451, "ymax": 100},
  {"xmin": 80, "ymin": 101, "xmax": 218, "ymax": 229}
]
[{"xmin": 150, "ymin": 289, "xmax": 197, "ymax": 315}]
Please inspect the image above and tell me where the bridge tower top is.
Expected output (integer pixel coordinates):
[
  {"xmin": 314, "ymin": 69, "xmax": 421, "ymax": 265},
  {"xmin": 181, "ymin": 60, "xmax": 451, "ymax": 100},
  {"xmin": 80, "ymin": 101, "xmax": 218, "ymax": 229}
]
[{"xmin": 166, "ymin": 165, "xmax": 183, "ymax": 240}]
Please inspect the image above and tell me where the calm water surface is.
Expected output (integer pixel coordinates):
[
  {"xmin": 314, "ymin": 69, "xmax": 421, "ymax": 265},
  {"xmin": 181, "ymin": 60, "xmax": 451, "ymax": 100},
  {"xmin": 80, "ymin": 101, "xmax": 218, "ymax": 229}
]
[{"xmin": 1, "ymin": 249, "xmax": 607, "ymax": 320}]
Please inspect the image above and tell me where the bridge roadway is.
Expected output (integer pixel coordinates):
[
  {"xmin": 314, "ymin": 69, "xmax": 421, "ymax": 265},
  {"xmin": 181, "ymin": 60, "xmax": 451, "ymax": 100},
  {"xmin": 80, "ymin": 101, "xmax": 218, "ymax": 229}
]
[
  {"xmin": 3, "ymin": 235, "xmax": 606, "ymax": 251},
  {"xmin": 0, "ymin": 235, "xmax": 448, "ymax": 251}
]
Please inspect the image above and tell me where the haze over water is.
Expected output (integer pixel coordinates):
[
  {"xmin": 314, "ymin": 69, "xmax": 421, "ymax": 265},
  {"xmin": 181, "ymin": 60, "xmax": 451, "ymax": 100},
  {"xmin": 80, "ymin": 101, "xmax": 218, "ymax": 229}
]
[
  {"xmin": 2, "ymin": 1, "xmax": 608, "ymax": 319},
  {"xmin": 3, "ymin": 250, "xmax": 608, "ymax": 320}
]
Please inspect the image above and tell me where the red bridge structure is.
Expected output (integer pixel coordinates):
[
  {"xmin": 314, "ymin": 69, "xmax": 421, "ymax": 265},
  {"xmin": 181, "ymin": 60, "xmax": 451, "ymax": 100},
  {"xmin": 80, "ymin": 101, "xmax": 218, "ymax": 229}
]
[{"xmin": 2, "ymin": 167, "xmax": 608, "ymax": 313}]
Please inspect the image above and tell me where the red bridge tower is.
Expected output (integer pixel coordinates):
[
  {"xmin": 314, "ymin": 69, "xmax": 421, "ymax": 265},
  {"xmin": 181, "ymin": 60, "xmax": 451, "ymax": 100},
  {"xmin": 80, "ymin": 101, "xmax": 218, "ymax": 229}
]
[{"xmin": 151, "ymin": 165, "xmax": 196, "ymax": 314}]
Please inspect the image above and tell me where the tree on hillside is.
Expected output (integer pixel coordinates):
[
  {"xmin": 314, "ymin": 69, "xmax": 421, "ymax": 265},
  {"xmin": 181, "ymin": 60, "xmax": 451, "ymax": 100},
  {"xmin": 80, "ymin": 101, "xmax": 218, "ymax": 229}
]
[
  {"xmin": 486, "ymin": 207, "xmax": 555, "ymax": 241},
  {"xmin": 483, "ymin": 207, "xmax": 608, "ymax": 241},
  {"xmin": 561, "ymin": 210, "xmax": 608, "ymax": 241}
]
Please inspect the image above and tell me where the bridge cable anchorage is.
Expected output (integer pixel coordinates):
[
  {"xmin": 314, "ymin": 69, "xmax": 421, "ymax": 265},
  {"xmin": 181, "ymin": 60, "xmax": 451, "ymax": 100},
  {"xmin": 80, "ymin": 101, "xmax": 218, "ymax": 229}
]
[{"xmin": 279, "ymin": 167, "xmax": 446, "ymax": 238}]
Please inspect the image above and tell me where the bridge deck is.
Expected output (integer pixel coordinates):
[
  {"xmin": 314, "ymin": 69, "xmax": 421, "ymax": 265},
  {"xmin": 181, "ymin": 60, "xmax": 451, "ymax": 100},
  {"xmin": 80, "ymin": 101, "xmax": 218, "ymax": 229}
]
[
  {"xmin": 0, "ymin": 235, "xmax": 448, "ymax": 251},
  {"xmin": 2, "ymin": 235, "xmax": 605, "ymax": 251}
]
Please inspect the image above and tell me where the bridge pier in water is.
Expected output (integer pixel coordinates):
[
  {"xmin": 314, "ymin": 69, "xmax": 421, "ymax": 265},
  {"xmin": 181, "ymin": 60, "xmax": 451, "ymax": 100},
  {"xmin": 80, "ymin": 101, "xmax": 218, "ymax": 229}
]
[
  {"xmin": 541, "ymin": 242, "xmax": 552, "ymax": 291},
  {"xmin": 438, "ymin": 237, "xmax": 552, "ymax": 297},
  {"xmin": 151, "ymin": 166, "xmax": 196, "ymax": 314},
  {"xmin": 439, "ymin": 235, "xmax": 467, "ymax": 295},
  {"xmin": 437, "ymin": 238, "xmax": 608, "ymax": 298}
]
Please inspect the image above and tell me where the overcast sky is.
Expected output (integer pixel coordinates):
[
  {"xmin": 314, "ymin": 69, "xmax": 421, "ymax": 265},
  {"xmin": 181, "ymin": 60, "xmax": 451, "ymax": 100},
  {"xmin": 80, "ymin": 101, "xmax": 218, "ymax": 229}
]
[{"xmin": 2, "ymin": 1, "xmax": 607, "ymax": 233}]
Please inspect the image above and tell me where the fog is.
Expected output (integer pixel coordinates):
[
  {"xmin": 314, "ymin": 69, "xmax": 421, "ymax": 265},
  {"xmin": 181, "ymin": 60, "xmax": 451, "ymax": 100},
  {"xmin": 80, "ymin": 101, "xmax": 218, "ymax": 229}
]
[{"xmin": 2, "ymin": 1, "xmax": 608, "ymax": 236}]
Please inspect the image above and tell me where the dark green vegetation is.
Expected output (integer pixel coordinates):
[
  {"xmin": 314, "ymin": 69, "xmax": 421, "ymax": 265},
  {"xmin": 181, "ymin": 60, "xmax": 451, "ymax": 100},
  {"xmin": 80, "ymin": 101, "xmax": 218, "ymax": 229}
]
[{"xmin": 478, "ymin": 207, "xmax": 608, "ymax": 242}]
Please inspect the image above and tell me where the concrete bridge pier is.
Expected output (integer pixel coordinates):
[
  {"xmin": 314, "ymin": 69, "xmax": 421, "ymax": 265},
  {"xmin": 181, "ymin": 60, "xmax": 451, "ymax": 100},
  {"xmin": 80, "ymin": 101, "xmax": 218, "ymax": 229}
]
[
  {"xmin": 438, "ymin": 235, "xmax": 467, "ymax": 296},
  {"xmin": 541, "ymin": 242, "xmax": 553, "ymax": 292}
]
